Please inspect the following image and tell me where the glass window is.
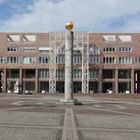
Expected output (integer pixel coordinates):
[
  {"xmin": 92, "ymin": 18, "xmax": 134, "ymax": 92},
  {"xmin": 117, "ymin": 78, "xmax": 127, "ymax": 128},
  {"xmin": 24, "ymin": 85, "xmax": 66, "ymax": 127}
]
[
  {"xmin": 39, "ymin": 69, "xmax": 49, "ymax": 78},
  {"xmin": 118, "ymin": 70, "xmax": 131, "ymax": 78},
  {"xmin": 103, "ymin": 47, "xmax": 116, "ymax": 52},
  {"xmin": 0, "ymin": 57, "xmax": 4, "ymax": 63},
  {"xmin": 23, "ymin": 57, "xmax": 36, "ymax": 64},
  {"xmin": 56, "ymin": 69, "xmax": 64, "ymax": 78},
  {"xmin": 89, "ymin": 70, "xmax": 98, "ymax": 78},
  {"xmin": 39, "ymin": 56, "xmax": 49, "ymax": 64},
  {"xmin": 135, "ymin": 57, "xmax": 140, "ymax": 64},
  {"xmin": 23, "ymin": 69, "xmax": 35, "ymax": 78},
  {"xmin": 56, "ymin": 56, "xmax": 64, "ymax": 64},
  {"xmin": 23, "ymin": 47, "xmax": 36, "ymax": 52},
  {"xmin": 23, "ymin": 35, "xmax": 36, "ymax": 42},
  {"xmin": 103, "ymin": 35, "xmax": 116, "ymax": 42},
  {"xmin": 119, "ymin": 57, "xmax": 132, "ymax": 64},
  {"xmin": 73, "ymin": 69, "xmax": 82, "ymax": 78},
  {"xmin": 7, "ymin": 47, "xmax": 20, "ymax": 52},
  {"xmin": 7, "ymin": 56, "xmax": 20, "ymax": 64},
  {"xmin": 103, "ymin": 57, "xmax": 116, "ymax": 64},
  {"xmin": 7, "ymin": 69, "xmax": 19, "ymax": 78},
  {"xmin": 73, "ymin": 56, "xmax": 82, "ymax": 64}
]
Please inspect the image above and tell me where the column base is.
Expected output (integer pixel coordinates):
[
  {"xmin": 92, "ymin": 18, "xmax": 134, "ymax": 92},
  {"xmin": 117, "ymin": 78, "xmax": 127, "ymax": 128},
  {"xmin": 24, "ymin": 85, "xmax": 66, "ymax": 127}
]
[{"xmin": 60, "ymin": 99, "xmax": 80, "ymax": 105}]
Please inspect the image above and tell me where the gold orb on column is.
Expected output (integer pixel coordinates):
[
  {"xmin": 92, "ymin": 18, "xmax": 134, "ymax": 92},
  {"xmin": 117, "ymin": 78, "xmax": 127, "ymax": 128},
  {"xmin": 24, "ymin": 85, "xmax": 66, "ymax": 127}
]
[{"xmin": 65, "ymin": 21, "xmax": 74, "ymax": 30}]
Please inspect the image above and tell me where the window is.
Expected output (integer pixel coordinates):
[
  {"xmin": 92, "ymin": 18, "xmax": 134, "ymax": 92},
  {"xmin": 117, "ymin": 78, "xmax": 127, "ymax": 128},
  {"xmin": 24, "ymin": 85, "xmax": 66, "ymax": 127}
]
[
  {"xmin": 57, "ymin": 47, "xmax": 65, "ymax": 54},
  {"xmin": 23, "ymin": 57, "xmax": 36, "ymax": 64},
  {"xmin": 7, "ymin": 56, "xmax": 20, "ymax": 64},
  {"xmin": 56, "ymin": 56, "xmax": 64, "ymax": 64},
  {"xmin": 73, "ymin": 50, "xmax": 81, "ymax": 55},
  {"xmin": 56, "ymin": 69, "xmax": 64, "ymax": 78},
  {"xmin": 0, "ymin": 57, "xmax": 4, "ymax": 63},
  {"xmin": 119, "ymin": 47, "xmax": 132, "ymax": 52},
  {"xmin": 7, "ymin": 47, "xmax": 20, "ymax": 52},
  {"xmin": 39, "ymin": 69, "xmax": 49, "ymax": 78},
  {"xmin": 23, "ymin": 47, "xmax": 36, "ymax": 52},
  {"xmin": 119, "ymin": 57, "xmax": 132, "ymax": 64},
  {"xmin": 7, "ymin": 35, "xmax": 20, "ymax": 42},
  {"xmin": 103, "ymin": 57, "xmax": 116, "ymax": 64},
  {"xmin": 103, "ymin": 69, "xmax": 114, "ymax": 79},
  {"xmin": 73, "ymin": 56, "xmax": 82, "ymax": 64},
  {"xmin": 89, "ymin": 56, "xmax": 99, "ymax": 64},
  {"xmin": 73, "ymin": 69, "xmax": 82, "ymax": 78},
  {"xmin": 39, "ymin": 56, "xmax": 49, "ymax": 64},
  {"xmin": 135, "ymin": 57, "xmax": 140, "ymax": 64},
  {"xmin": 23, "ymin": 35, "xmax": 36, "ymax": 42},
  {"xmin": 119, "ymin": 35, "xmax": 132, "ymax": 42},
  {"xmin": 89, "ymin": 70, "xmax": 98, "ymax": 78},
  {"xmin": 103, "ymin": 35, "xmax": 116, "ymax": 42},
  {"xmin": 7, "ymin": 69, "xmax": 19, "ymax": 78},
  {"xmin": 103, "ymin": 47, "xmax": 116, "ymax": 52},
  {"xmin": 23, "ymin": 69, "xmax": 35, "ymax": 78},
  {"xmin": 39, "ymin": 47, "xmax": 50, "ymax": 54},
  {"xmin": 118, "ymin": 70, "xmax": 131, "ymax": 78},
  {"xmin": 89, "ymin": 47, "xmax": 100, "ymax": 54}
]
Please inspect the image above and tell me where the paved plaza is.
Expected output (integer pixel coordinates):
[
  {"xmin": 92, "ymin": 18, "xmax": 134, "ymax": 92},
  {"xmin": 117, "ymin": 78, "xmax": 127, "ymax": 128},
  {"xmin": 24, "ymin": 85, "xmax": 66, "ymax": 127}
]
[{"xmin": 0, "ymin": 94, "xmax": 140, "ymax": 140}]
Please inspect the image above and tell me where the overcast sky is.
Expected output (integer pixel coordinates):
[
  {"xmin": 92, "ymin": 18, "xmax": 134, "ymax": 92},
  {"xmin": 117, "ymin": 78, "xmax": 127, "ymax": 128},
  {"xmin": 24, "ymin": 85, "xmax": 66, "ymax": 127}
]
[{"xmin": 0, "ymin": 0, "xmax": 140, "ymax": 32}]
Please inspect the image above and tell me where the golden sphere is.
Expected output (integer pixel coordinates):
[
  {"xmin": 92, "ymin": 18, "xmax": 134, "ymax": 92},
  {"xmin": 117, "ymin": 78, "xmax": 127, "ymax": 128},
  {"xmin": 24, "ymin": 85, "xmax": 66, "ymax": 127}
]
[{"xmin": 65, "ymin": 21, "xmax": 74, "ymax": 30}]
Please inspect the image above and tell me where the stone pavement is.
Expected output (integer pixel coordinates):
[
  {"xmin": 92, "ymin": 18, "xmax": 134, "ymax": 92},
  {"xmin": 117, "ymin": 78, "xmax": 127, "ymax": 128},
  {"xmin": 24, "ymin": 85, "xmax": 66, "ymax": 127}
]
[{"xmin": 0, "ymin": 94, "xmax": 140, "ymax": 140}]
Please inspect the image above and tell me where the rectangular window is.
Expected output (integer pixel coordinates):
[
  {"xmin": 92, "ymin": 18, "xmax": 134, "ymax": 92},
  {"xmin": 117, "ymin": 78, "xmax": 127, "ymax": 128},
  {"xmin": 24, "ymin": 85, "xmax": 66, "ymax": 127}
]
[
  {"xmin": 39, "ymin": 69, "xmax": 49, "ymax": 78},
  {"xmin": 57, "ymin": 47, "xmax": 65, "ymax": 54},
  {"xmin": 73, "ymin": 50, "xmax": 81, "ymax": 55},
  {"xmin": 119, "ymin": 35, "xmax": 132, "ymax": 42},
  {"xmin": 118, "ymin": 70, "xmax": 131, "ymax": 78},
  {"xmin": 23, "ymin": 69, "xmax": 35, "ymax": 78},
  {"xmin": 119, "ymin": 47, "xmax": 132, "ymax": 52},
  {"xmin": 73, "ymin": 56, "xmax": 82, "ymax": 64},
  {"xmin": 7, "ymin": 47, "xmax": 20, "ymax": 52},
  {"xmin": 39, "ymin": 56, "xmax": 49, "ymax": 64},
  {"xmin": 0, "ymin": 57, "xmax": 4, "ymax": 63},
  {"xmin": 7, "ymin": 35, "xmax": 20, "ymax": 42},
  {"xmin": 103, "ymin": 57, "xmax": 116, "ymax": 64},
  {"xmin": 119, "ymin": 57, "xmax": 132, "ymax": 64},
  {"xmin": 89, "ymin": 70, "xmax": 98, "ymax": 78},
  {"xmin": 7, "ymin": 56, "xmax": 20, "ymax": 64},
  {"xmin": 103, "ymin": 35, "xmax": 116, "ymax": 42},
  {"xmin": 89, "ymin": 56, "xmax": 100, "ymax": 64},
  {"xmin": 23, "ymin": 57, "xmax": 36, "ymax": 64},
  {"xmin": 135, "ymin": 57, "xmax": 140, "ymax": 64},
  {"xmin": 89, "ymin": 47, "xmax": 100, "ymax": 54},
  {"xmin": 23, "ymin": 47, "xmax": 36, "ymax": 52},
  {"xmin": 7, "ymin": 69, "xmax": 19, "ymax": 78},
  {"xmin": 103, "ymin": 47, "xmax": 116, "ymax": 52},
  {"xmin": 56, "ymin": 69, "xmax": 64, "ymax": 78},
  {"xmin": 23, "ymin": 35, "xmax": 36, "ymax": 42},
  {"xmin": 39, "ymin": 47, "xmax": 50, "ymax": 54},
  {"xmin": 73, "ymin": 69, "xmax": 82, "ymax": 78},
  {"xmin": 56, "ymin": 56, "xmax": 64, "ymax": 64}
]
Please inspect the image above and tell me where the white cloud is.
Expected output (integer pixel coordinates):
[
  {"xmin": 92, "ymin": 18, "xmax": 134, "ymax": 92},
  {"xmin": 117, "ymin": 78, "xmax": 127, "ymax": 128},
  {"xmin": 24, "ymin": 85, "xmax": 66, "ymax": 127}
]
[{"xmin": 1, "ymin": 0, "xmax": 140, "ymax": 32}]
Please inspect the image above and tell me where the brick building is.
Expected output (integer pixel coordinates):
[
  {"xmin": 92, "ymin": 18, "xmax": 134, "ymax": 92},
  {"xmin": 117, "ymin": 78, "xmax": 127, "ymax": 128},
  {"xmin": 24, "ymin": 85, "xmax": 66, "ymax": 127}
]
[{"xmin": 0, "ymin": 32, "xmax": 140, "ymax": 94}]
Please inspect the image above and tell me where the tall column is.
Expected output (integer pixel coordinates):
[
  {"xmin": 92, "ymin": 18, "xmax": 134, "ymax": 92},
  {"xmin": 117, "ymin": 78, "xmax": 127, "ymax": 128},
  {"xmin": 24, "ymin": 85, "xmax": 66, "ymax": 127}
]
[
  {"xmin": 3, "ymin": 69, "xmax": 7, "ymax": 93},
  {"xmin": 35, "ymin": 69, "xmax": 39, "ymax": 94},
  {"xmin": 115, "ymin": 69, "xmax": 118, "ymax": 93},
  {"xmin": 60, "ymin": 21, "xmax": 78, "ymax": 105},
  {"xmin": 19, "ymin": 68, "xmax": 23, "ymax": 93},
  {"xmin": 65, "ymin": 30, "xmax": 73, "ymax": 100},
  {"xmin": 131, "ymin": 69, "xmax": 134, "ymax": 94},
  {"xmin": 98, "ymin": 69, "xmax": 102, "ymax": 93}
]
